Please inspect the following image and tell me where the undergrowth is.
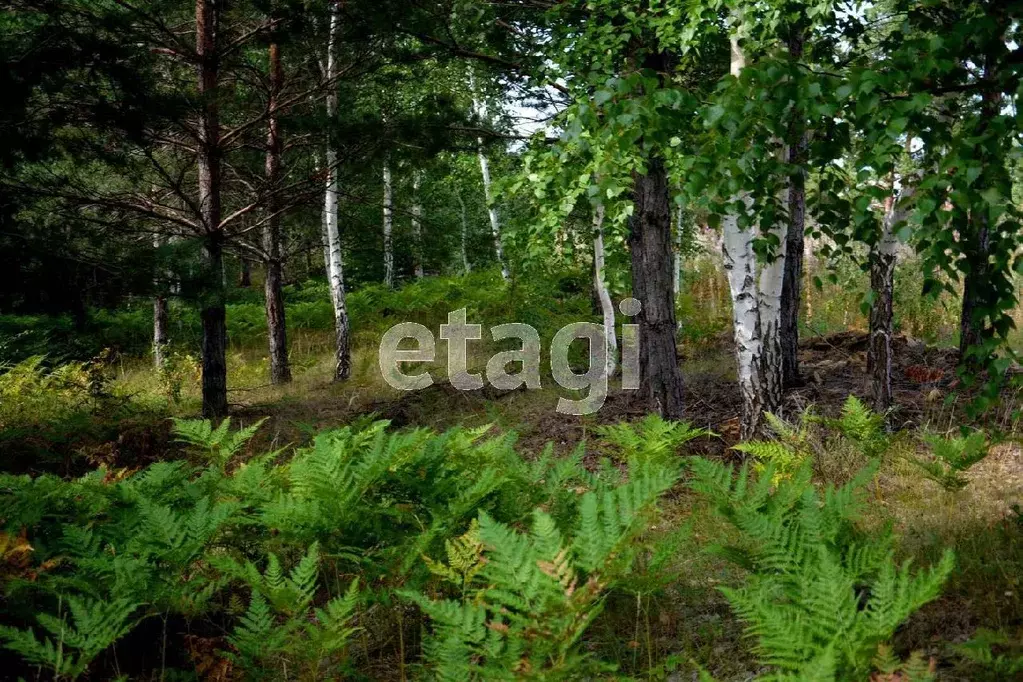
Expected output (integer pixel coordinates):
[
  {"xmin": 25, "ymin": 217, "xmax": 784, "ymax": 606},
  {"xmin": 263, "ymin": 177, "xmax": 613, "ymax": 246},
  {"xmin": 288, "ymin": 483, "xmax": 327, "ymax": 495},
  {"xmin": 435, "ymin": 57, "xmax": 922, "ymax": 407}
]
[{"xmin": 0, "ymin": 412, "xmax": 964, "ymax": 680}]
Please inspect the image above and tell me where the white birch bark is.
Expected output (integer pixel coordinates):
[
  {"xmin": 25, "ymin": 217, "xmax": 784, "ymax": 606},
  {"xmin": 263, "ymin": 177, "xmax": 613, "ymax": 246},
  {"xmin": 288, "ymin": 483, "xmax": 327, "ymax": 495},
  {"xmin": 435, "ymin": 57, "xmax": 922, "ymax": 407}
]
[
  {"xmin": 315, "ymin": 152, "xmax": 334, "ymax": 305},
  {"xmin": 456, "ymin": 190, "xmax": 471, "ymax": 273},
  {"xmin": 868, "ymin": 185, "xmax": 912, "ymax": 411},
  {"xmin": 411, "ymin": 169, "xmax": 424, "ymax": 278},
  {"xmin": 153, "ymin": 232, "xmax": 169, "ymax": 370},
  {"xmin": 724, "ymin": 25, "xmax": 762, "ymax": 440},
  {"xmin": 592, "ymin": 204, "xmax": 617, "ymax": 375},
  {"xmin": 722, "ymin": 16, "xmax": 787, "ymax": 439},
  {"xmin": 477, "ymin": 148, "xmax": 509, "ymax": 281},
  {"xmin": 469, "ymin": 73, "xmax": 509, "ymax": 281},
  {"xmin": 323, "ymin": 0, "xmax": 351, "ymax": 381},
  {"xmin": 722, "ymin": 207, "xmax": 764, "ymax": 439},
  {"xmin": 382, "ymin": 158, "xmax": 394, "ymax": 287}
]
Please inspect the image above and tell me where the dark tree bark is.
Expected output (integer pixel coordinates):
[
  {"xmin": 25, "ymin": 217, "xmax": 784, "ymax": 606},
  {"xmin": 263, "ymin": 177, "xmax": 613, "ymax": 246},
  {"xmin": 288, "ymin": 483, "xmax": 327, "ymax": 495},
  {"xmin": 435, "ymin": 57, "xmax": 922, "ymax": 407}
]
[
  {"xmin": 628, "ymin": 156, "xmax": 685, "ymax": 421},
  {"xmin": 959, "ymin": 215, "xmax": 991, "ymax": 363},
  {"xmin": 780, "ymin": 28, "xmax": 806, "ymax": 388},
  {"xmin": 263, "ymin": 29, "xmax": 291, "ymax": 385},
  {"xmin": 238, "ymin": 258, "xmax": 251, "ymax": 287},
  {"xmin": 959, "ymin": 71, "xmax": 1000, "ymax": 366},
  {"xmin": 201, "ymin": 236, "xmax": 229, "ymax": 419},
  {"xmin": 196, "ymin": 0, "xmax": 228, "ymax": 418}
]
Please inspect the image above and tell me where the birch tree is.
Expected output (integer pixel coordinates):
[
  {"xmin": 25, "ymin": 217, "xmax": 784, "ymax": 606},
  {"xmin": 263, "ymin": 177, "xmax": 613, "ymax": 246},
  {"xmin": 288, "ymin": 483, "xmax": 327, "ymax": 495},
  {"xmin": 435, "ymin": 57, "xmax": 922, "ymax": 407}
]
[
  {"xmin": 470, "ymin": 75, "xmax": 509, "ymax": 281},
  {"xmin": 592, "ymin": 203, "xmax": 616, "ymax": 375},
  {"xmin": 717, "ymin": 15, "xmax": 788, "ymax": 439},
  {"xmin": 868, "ymin": 185, "xmax": 912, "ymax": 413},
  {"xmin": 323, "ymin": 0, "xmax": 351, "ymax": 381},
  {"xmin": 456, "ymin": 189, "xmax": 471, "ymax": 273}
]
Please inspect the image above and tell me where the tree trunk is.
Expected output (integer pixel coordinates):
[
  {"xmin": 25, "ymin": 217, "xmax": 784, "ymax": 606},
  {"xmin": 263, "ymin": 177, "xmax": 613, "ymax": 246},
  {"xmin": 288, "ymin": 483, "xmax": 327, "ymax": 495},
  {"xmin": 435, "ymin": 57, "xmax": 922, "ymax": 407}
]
[
  {"xmin": 456, "ymin": 190, "xmax": 471, "ymax": 273},
  {"xmin": 382, "ymin": 158, "xmax": 394, "ymax": 287},
  {"xmin": 316, "ymin": 151, "xmax": 334, "ymax": 303},
  {"xmin": 153, "ymin": 233, "xmax": 169, "ymax": 369},
  {"xmin": 592, "ymin": 203, "xmax": 617, "ymax": 375},
  {"xmin": 868, "ymin": 194, "xmax": 901, "ymax": 413},
  {"xmin": 411, "ymin": 170, "xmax": 424, "ymax": 278},
  {"xmin": 263, "ymin": 30, "xmax": 291, "ymax": 385},
  {"xmin": 959, "ymin": 215, "xmax": 991, "ymax": 362},
  {"xmin": 201, "ymin": 237, "xmax": 229, "ymax": 419},
  {"xmin": 153, "ymin": 295, "xmax": 169, "ymax": 369},
  {"xmin": 723, "ymin": 205, "xmax": 765, "ymax": 439},
  {"xmin": 324, "ymin": 0, "xmax": 351, "ymax": 381},
  {"xmin": 780, "ymin": 28, "xmax": 806, "ymax": 388},
  {"xmin": 723, "ymin": 23, "xmax": 787, "ymax": 439},
  {"xmin": 469, "ymin": 76, "xmax": 509, "ymax": 281},
  {"xmin": 673, "ymin": 203, "xmax": 683, "ymax": 299},
  {"xmin": 238, "ymin": 258, "xmax": 251, "ymax": 287},
  {"xmin": 196, "ymin": 0, "xmax": 227, "ymax": 419},
  {"xmin": 959, "ymin": 72, "xmax": 1000, "ymax": 365},
  {"xmin": 757, "ymin": 218, "xmax": 788, "ymax": 423},
  {"xmin": 477, "ymin": 147, "xmax": 509, "ymax": 281},
  {"xmin": 628, "ymin": 157, "xmax": 684, "ymax": 421}
]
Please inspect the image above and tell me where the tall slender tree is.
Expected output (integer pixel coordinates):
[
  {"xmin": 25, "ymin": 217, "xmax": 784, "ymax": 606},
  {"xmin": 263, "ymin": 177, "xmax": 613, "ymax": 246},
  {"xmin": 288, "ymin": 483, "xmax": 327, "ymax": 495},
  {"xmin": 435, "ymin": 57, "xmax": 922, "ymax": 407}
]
[
  {"xmin": 263, "ymin": 5, "xmax": 291, "ymax": 385},
  {"xmin": 322, "ymin": 0, "xmax": 351, "ymax": 381}
]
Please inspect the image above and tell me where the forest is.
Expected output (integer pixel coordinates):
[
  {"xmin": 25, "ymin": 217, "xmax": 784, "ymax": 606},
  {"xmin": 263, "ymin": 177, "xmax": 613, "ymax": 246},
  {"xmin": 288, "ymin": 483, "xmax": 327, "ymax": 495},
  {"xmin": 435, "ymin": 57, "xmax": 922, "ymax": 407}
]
[{"xmin": 2, "ymin": 0, "xmax": 1023, "ymax": 679}]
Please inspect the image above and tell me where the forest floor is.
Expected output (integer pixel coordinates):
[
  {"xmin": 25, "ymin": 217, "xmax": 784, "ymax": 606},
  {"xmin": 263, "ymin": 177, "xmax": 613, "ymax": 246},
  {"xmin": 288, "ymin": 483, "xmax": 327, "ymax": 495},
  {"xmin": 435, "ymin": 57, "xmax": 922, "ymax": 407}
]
[
  {"xmin": 8, "ymin": 327, "xmax": 1023, "ymax": 679},
  {"xmin": 209, "ymin": 329, "xmax": 1022, "ymax": 679},
  {"xmin": 228, "ymin": 329, "xmax": 1017, "ymax": 456}
]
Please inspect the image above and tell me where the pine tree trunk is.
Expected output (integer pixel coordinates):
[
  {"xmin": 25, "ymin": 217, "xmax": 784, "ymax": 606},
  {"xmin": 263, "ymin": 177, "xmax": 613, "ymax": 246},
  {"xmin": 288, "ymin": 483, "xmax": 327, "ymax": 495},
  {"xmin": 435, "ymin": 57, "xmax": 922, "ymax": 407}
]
[
  {"xmin": 628, "ymin": 157, "xmax": 684, "ymax": 421},
  {"xmin": 324, "ymin": 0, "xmax": 351, "ymax": 381},
  {"xmin": 868, "ymin": 194, "xmax": 901, "ymax": 413},
  {"xmin": 196, "ymin": 0, "xmax": 227, "ymax": 419},
  {"xmin": 382, "ymin": 158, "xmax": 394, "ymax": 287},
  {"xmin": 780, "ymin": 29, "xmax": 806, "ymax": 388},
  {"xmin": 456, "ymin": 190, "xmax": 471, "ymax": 273},
  {"xmin": 263, "ymin": 31, "xmax": 291, "ymax": 385},
  {"xmin": 592, "ymin": 203, "xmax": 617, "ymax": 375},
  {"xmin": 201, "ymin": 237, "xmax": 229, "ymax": 419},
  {"xmin": 411, "ymin": 170, "xmax": 424, "ymax": 278},
  {"xmin": 238, "ymin": 258, "xmax": 251, "ymax": 287}
]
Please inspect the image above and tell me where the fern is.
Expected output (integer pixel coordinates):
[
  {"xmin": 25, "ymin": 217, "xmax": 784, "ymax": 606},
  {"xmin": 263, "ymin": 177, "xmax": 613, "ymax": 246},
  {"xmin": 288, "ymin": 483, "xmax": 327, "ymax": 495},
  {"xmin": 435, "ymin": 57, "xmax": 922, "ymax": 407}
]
[
  {"xmin": 830, "ymin": 396, "xmax": 888, "ymax": 458},
  {"xmin": 690, "ymin": 457, "xmax": 953, "ymax": 680},
  {"xmin": 0, "ymin": 596, "xmax": 137, "ymax": 680},
  {"xmin": 408, "ymin": 456, "xmax": 680, "ymax": 680},
  {"xmin": 172, "ymin": 416, "xmax": 266, "ymax": 464},
  {"xmin": 223, "ymin": 544, "xmax": 361, "ymax": 678},
  {"xmin": 912, "ymin": 430, "xmax": 990, "ymax": 492},
  {"xmin": 596, "ymin": 415, "xmax": 712, "ymax": 467}
]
